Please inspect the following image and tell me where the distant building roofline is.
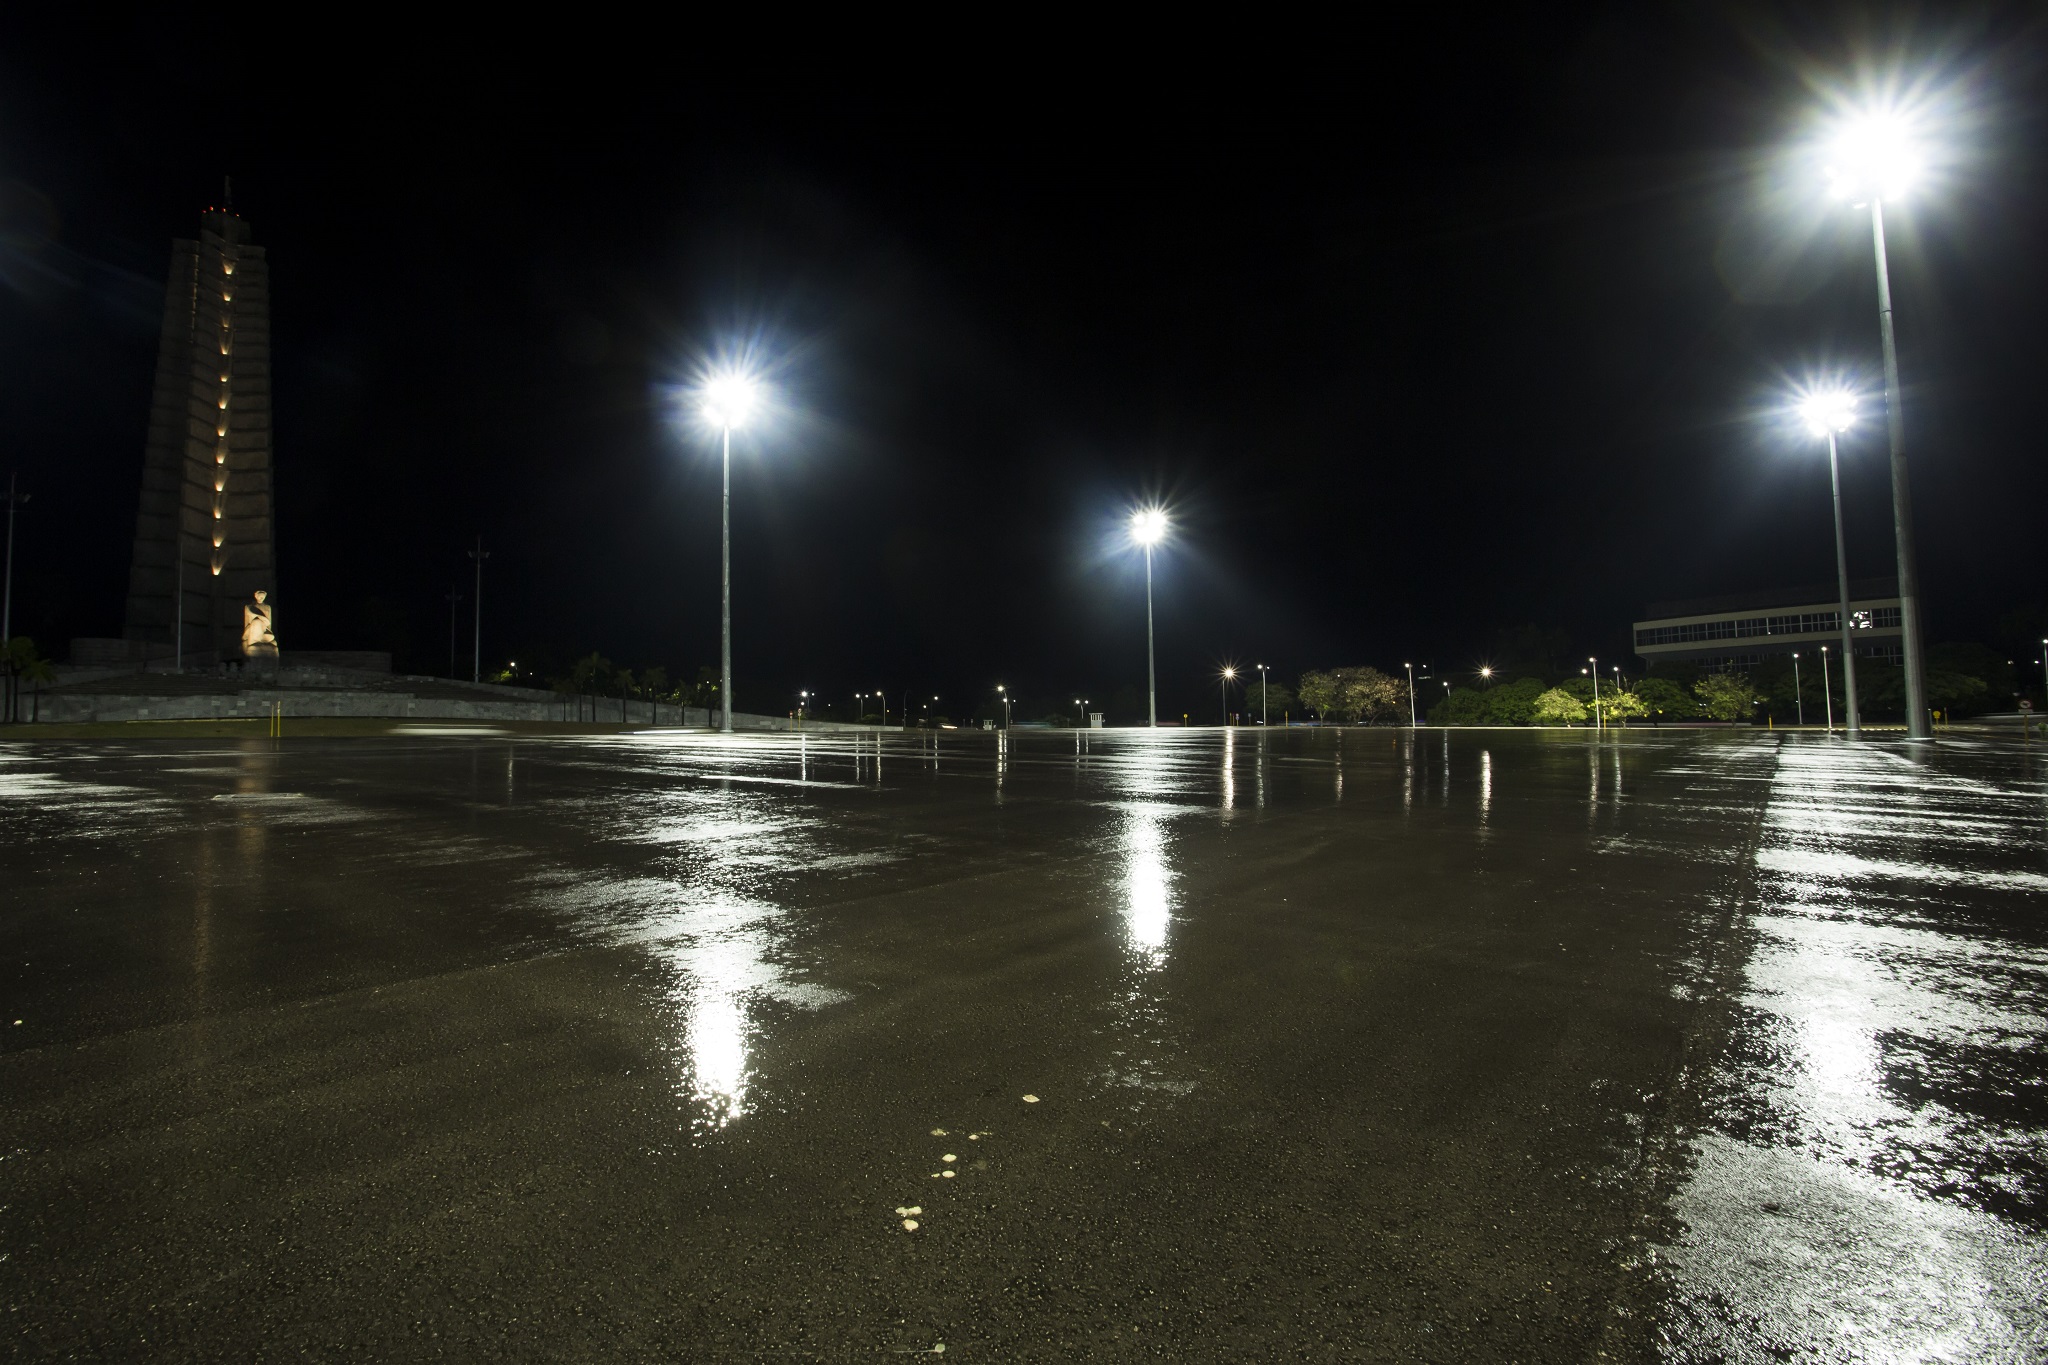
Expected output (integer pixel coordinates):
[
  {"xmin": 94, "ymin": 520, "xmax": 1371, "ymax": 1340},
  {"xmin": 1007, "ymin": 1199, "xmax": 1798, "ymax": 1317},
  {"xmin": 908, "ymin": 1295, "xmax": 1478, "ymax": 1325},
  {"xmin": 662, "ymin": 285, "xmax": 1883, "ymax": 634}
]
[{"xmin": 1643, "ymin": 578, "xmax": 1899, "ymax": 621}]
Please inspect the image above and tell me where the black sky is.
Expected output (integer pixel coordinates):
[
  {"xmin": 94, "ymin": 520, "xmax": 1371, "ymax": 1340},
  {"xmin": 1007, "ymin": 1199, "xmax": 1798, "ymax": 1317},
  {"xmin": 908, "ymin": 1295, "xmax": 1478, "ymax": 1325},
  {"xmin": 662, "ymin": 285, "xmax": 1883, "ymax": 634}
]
[{"xmin": 2, "ymin": 8, "xmax": 2044, "ymax": 721}]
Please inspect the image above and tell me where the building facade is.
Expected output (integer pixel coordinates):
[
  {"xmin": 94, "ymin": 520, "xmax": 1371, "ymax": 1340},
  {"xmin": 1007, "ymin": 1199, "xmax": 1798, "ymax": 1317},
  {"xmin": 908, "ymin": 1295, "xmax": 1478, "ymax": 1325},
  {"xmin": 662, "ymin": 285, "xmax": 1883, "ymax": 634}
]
[
  {"xmin": 120, "ymin": 195, "xmax": 275, "ymax": 662},
  {"xmin": 1633, "ymin": 579, "xmax": 1903, "ymax": 672}
]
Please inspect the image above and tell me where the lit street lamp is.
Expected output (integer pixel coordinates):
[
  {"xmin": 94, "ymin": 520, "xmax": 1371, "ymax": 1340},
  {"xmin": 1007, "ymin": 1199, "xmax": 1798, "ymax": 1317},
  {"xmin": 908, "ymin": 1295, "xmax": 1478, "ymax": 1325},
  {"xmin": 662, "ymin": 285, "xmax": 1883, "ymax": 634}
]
[
  {"xmin": 1402, "ymin": 662, "xmax": 1417, "ymax": 728},
  {"xmin": 1130, "ymin": 508, "xmax": 1168, "ymax": 727},
  {"xmin": 1791, "ymin": 652, "xmax": 1805, "ymax": 726},
  {"xmin": 997, "ymin": 684, "xmax": 1012, "ymax": 730},
  {"xmin": 1073, "ymin": 697, "xmax": 1088, "ymax": 729},
  {"xmin": 1479, "ymin": 666, "xmax": 1493, "ymax": 687},
  {"xmin": 1824, "ymin": 109, "xmax": 1931, "ymax": 737},
  {"xmin": 1586, "ymin": 657, "xmax": 1600, "ymax": 730},
  {"xmin": 1220, "ymin": 666, "xmax": 1237, "ymax": 725},
  {"xmin": 1255, "ymin": 664, "xmax": 1269, "ymax": 726},
  {"xmin": 1798, "ymin": 390, "xmax": 1862, "ymax": 740},
  {"xmin": 700, "ymin": 371, "xmax": 759, "ymax": 733}
]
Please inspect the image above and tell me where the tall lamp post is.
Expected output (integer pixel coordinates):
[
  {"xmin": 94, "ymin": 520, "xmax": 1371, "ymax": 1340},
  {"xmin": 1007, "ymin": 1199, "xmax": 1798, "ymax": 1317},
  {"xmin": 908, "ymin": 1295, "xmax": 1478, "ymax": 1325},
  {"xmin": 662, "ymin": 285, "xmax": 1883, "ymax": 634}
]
[
  {"xmin": 1255, "ymin": 664, "xmax": 1268, "ymax": 726},
  {"xmin": 1586, "ymin": 657, "xmax": 1601, "ymax": 730},
  {"xmin": 997, "ymin": 684, "xmax": 1012, "ymax": 730},
  {"xmin": 1825, "ymin": 112, "xmax": 1931, "ymax": 738},
  {"xmin": 1220, "ymin": 666, "xmax": 1237, "ymax": 725},
  {"xmin": 1798, "ymin": 391, "xmax": 1862, "ymax": 739},
  {"xmin": 1820, "ymin": 645, "xmax": 1835, "ymax": 732},
  {"xmin": 467, "ymin": 537, "xmax": 489, "ymax": 684},
  {"xmin": 1130, "ymin": 508, "xmax": 1168, "ymax": 727},
  {"xmin": 1402, "ymin": 662, "xmax": 1417, "ymax": 728},
  {"xmin": 701, "ymin": 373, "xmax": 759, "ymax": 733},
  {"xmin": 1791, "ymin": 651, "xmax": 1805, "ymax": 726}
]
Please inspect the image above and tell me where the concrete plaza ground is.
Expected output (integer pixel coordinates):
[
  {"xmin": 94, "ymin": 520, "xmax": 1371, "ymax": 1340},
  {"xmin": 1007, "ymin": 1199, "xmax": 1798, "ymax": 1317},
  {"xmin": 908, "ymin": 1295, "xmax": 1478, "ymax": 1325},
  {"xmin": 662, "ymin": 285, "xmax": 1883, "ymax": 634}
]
[{"xmin": 2, "ymin": 727, "xmax": 2043, "ymax": 1360}]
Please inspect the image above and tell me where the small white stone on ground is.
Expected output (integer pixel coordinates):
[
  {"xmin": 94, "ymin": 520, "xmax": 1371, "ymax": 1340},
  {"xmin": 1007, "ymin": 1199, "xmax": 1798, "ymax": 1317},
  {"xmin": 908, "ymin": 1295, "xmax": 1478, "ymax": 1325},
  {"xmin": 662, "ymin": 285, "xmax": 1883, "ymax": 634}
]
[
  {"xmin": 1022, "ymin": 1094, "xmax": 1039, "ymax": 1103},
  {"xmin": 902, "ymin": 1218, "xmax": 919, "ymax": 1231},
  {"xmin": 942, "ymin": 1153, "xmax": 956, "ymax": 1162}
]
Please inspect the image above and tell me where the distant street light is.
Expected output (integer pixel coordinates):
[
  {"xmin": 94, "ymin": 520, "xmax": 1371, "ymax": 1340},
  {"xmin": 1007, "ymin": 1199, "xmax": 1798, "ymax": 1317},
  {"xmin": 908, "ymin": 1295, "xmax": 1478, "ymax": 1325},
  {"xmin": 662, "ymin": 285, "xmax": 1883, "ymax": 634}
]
[
  {"xmin": 1403, "ymin": 662, "xmax": 1417, "ymax": 728},
  {"xmin": 1220, "ymin": 666, "xmax": 1237, "ymax": 725},
  {"xmin": 1586, "ymin": 657, "xmax": 1600, "ymax": 730},
  {"xmin": 467, "ymin": 537, "xmax": 489, "ymax": 684},
  {"xmin": 1130, "ymin": 508, "xmax": 1168, "ymax": 727},
  {"xmin": 997, "ymin": 684, "xmax": 1012, "ymax": 730},
  {"xmin": 1073, "ymin": 697, "xmax": 1088, "ymax": 729},
  {"xmin": 700, "ymin": 370, "xmax": 759, "ymax": 733},
  {"xmin": 1798, "ymin": 390, "xmax": 1863, "ymax": 740},
  {"xmin": 1255, "ymin": 663, "xmax": 1269, "ymax": 726},
  {"xmin": 797, "ymin": 689, "xmax": 809, "ymax": 728},
  {"xmin": 1479, "ymin": 666, "xmax": 1493, "ymax": 687},
  {"xmin": 1823, "ymin": 108, "xmax": 1931, "ymax": 738},
  {"xmin": 1792, "ymin": 652, "xmax": 1805, "ymax": 726}
]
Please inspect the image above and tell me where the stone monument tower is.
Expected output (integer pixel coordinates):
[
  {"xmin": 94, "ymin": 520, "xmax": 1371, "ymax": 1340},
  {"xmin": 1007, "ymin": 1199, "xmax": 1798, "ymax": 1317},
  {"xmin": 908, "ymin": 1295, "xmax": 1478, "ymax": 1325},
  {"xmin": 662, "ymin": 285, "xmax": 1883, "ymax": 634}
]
[{"xmin": 121, "ymin": 186, "xmax": 276, "ymax": 662}]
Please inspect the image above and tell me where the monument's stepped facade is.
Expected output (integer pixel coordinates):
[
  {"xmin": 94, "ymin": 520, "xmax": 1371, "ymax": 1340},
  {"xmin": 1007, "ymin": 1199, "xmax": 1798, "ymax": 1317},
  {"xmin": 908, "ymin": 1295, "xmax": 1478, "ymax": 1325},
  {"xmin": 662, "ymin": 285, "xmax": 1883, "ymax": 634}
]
[{"xmin": 122, "ymin": 196, "xmax": 276, "ymax": 665}]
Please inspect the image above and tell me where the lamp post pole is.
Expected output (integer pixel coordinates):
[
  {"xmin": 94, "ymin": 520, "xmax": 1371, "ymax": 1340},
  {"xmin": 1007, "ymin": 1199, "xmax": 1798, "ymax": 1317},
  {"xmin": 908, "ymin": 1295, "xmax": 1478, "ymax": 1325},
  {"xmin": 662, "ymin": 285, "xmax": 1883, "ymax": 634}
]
[
  {"xmin": 721, "ymin": 424, "xmax": 734, "ymax": 731},
  {"xmin": 468, "ymin": 537, "xmax": 488, "ymax": 684},
  {"xmin": 1256, "ymin": 664, "xmax": 1268, "ymax": 726},
  {"xmin": 1588, "ymin": 657, "xmax": 1601, "ymax": 730},
  {"xmin": 1820, "ymin": 646, "xmax": 1834, "ymax": 733},
  {"xmin": 1403, "ymin": 662, "xmax": 1416, "ymax": 728},
  {"xmin": 1867, "ymin": 198, "xmax": 1930, "ymax": 739},
  {"xmin": 1825, "ymin": 425, "xmax": 1862, "ymax": 739},
  {"xmin": 1792, "ymin": 652, "xmax": 1804, "ymax": 727},
  {"xmin": 1144, "ymin": 543, "xmax": 1157, "ymax": 727}
]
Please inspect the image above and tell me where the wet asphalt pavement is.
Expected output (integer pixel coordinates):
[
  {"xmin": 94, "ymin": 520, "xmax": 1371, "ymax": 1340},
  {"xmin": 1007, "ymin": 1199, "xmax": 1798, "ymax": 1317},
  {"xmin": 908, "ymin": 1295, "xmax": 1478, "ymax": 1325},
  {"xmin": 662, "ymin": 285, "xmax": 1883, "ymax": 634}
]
[{"xmin": 2, "ymin": 728, "xmax": 2043, "ymax": 1361}]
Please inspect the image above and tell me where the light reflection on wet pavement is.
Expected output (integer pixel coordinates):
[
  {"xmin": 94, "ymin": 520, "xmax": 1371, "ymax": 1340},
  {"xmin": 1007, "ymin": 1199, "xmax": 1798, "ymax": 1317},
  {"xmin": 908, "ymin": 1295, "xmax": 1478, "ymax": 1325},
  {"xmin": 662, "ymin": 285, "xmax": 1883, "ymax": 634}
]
[
  {"xmin": 1, "ymin": 729, "xmax": 2042, "ymax": 1360},
  {"xmin": 1663, "ymin": 739, "xmax": 2048, "ymax": 1362}
]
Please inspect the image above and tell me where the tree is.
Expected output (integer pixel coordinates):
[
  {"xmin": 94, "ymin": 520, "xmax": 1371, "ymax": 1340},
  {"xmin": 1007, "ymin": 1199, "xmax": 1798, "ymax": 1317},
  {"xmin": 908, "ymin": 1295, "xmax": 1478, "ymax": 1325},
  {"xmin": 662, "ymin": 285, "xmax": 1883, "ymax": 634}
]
[
  {"xmin": 1297, "ymin": 670, "xmax": 1342, "ymax": 721},
  {"xmin": 1429, "ymin": 688, "xmax": 1489, "ymax": 726},
  {"xmin": 1600, "ymin": 689, "xmax": 1649, "ymax": 724},
  {"xmin": 1430, "ymin": 677, "xmax": 1548, "ymax": 726},
  {"xmin": 1633, "ymin": 676, "xmax": 1694, "ymax": 721},
  {"xmin": 1484, "ymin": 677, "xmax": 1548, "ymax": 725},
  {"xmin": 1532, "ymin": 688, "xmax": 1588, "ymax": 725},
  {"xmin": 1693, "ymin": 672, "xmax": 1759, "ymax": 723},
  {"xmin": 5, "ymin": 637, "xmax": 54, "ymax": 724},
  {"xmin": 1299, "ymin": 667, "xmax": 1408, "ymax": 724},
  {"xmin": 1342, "ymin": 667, "xmax": 1408, "ymax": 724},
  {"xmin": 1248, "ymin": 679, "xmax": 1297, "ymax": 723}
]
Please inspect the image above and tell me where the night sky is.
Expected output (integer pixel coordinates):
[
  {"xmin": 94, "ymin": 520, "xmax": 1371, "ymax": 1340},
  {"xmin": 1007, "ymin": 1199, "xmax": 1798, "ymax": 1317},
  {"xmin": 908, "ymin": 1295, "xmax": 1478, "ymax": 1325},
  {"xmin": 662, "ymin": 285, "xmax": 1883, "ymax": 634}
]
[{"xmin": 2, "ymin": 10, "xmax": 2043, "ymax": 722}]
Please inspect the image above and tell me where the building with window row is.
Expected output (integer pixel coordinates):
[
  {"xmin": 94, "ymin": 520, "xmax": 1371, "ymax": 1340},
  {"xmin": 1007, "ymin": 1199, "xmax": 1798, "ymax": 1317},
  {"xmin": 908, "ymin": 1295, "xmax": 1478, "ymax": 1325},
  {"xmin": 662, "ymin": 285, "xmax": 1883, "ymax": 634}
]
[{"xmin": 1633, "ymin": 580, "xmax": 1902, "ymax": 673}]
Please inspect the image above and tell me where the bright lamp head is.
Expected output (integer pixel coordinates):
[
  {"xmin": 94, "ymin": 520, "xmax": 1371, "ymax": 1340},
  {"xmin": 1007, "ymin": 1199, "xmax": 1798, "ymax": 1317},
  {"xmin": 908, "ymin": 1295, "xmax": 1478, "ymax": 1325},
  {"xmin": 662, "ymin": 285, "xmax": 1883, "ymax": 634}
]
[
  {"xmin": 1130, "ymin": 508, "xmax": 1168, "ymax": 546},
  {"xmin": 1798, "ymin": 391, "xmax": 1857, "ymax": 437},
  {"xmin": 701, "ymin": 373, "xmax": 758, "ymax": 429},
  {"xmin": 1824, "ymin": 111, "xmax": 1923, "ymax": 202}
]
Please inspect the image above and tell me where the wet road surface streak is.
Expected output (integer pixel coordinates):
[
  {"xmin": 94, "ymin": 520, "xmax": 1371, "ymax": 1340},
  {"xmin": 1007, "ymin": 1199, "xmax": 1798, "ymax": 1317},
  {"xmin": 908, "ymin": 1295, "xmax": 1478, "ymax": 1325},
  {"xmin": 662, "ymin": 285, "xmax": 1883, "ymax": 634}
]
[
  {"xmin": 1, "ymin": 730, "xmax": 2042, "ymax": 1359},
  {"xmin": 1663, "ymin": 737, "xmax": 2048, "ymax": 1361}
]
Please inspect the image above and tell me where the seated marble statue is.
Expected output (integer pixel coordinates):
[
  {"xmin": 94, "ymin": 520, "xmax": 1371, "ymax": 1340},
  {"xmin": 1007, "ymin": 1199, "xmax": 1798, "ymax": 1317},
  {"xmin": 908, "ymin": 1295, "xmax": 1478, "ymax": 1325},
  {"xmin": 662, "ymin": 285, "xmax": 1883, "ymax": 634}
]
[{"xmin": 241, "ymin": 589, "xmax": 279, "ymax": 659}]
